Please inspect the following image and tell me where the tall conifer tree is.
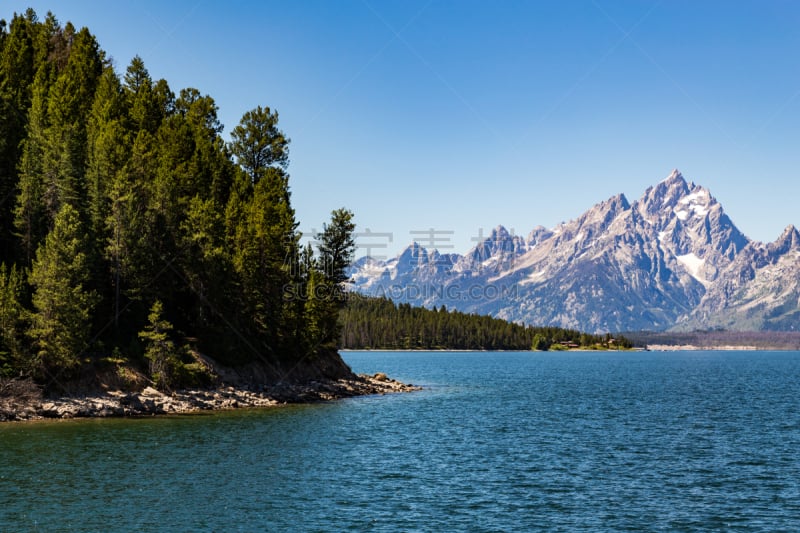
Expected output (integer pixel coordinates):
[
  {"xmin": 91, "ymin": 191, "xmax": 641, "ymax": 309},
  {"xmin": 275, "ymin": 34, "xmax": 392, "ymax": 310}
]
[{"xmin": 28, "ymin": 203, "xmax": 97, "ymax": 377}]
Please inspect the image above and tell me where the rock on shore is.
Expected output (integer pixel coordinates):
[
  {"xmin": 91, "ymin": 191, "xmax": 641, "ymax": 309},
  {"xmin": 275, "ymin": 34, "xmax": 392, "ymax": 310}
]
[{"xmin": 0, "ymin": 374, "xmax": 420, "ymax": 422}]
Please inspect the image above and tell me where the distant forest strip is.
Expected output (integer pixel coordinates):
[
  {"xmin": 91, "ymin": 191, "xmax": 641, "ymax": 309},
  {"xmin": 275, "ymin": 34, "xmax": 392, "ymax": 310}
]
[
  {"xmin": 624, "ymin": 331, "xmax": 800, "ymax": 350},
  {"xmin": 340, "ymin": 295, "xmax": 633, "ymax": 351}
]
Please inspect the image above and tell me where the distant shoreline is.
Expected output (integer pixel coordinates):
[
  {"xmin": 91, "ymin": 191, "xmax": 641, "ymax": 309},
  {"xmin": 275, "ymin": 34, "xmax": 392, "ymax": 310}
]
[
  {"xmin": 623, "ymin": 330, "xmax": 800, "ymax": 351},
  {"xmin": 645, "ymin": 343, "xmax": 800, "ymax": 351},
  {"xmin": 646, "ymin": 344, "xmax": 758, "ymax": 351},
  {"xmin": 341, "ymin": 348, "xmax": 524, "ymax": 352},
  {"xmin": 345, "ymin": 345, "xmax": 800, "ymax": 352},
  {"xmin": 341, "ymin": 348, "xmax": 633, "ymax": 353}
]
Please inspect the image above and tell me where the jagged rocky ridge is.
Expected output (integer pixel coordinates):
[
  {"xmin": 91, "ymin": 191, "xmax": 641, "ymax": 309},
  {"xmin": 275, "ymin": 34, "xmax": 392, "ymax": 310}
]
[{"xmin": 349, "ymin": 170, "xmax": 799, "ymax": 333}]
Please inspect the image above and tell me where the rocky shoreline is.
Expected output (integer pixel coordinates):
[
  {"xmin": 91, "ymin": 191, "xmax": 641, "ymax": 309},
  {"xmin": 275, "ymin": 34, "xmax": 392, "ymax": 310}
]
[{"xmin": 0, "ymin": 373, "xmax": 420, "ymax": 422}]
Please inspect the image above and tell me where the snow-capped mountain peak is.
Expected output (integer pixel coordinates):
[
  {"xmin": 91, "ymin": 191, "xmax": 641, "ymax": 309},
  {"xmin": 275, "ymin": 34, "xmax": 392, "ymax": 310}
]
[
  {"xmin": 639, "ymin": 169, "xmax": 692, "ymax": 218},
  {"xmin": 348, "ymin": 170, "xmax": 799, "ymax": 333},
  {"xmin": 663, "ymin": 168, "xmax": 684, "ymax": 183}
]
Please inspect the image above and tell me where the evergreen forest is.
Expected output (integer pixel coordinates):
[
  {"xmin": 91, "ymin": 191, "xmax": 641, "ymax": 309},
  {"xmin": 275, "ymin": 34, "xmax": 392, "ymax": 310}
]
[
  {"xmin": 340, "ymin": 295, "xmax": 633, "ymax": 351},
  {"xmin": 0, "ymin": 10, "xmax": 356, "ymax": 391}
]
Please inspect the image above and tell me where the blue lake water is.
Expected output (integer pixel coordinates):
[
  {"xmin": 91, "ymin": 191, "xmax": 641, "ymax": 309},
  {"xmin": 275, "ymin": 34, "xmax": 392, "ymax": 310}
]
[{"xmin": 2, "ymin": 350, "xmax": 800, "ymax": 531}]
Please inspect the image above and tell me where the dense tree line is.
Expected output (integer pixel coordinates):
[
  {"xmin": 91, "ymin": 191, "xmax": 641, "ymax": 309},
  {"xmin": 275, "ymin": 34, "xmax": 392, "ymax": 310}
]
[
  {"xmin": 0, "ymin": 10, "xmax": 355, "ymax": 391},
  {"xmin": 340, "ymin": 295, "xmax": 632, "ymax": 350}
]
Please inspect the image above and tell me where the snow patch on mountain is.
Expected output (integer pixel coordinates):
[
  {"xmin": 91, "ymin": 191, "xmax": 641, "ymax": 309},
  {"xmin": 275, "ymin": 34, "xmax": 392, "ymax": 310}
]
[
  {"xmin": 674, "ymin": 209, "xmax": 689, "ymax": 221},
  {"xmin": 676, "ymin": 253, "xmax": 708, "ymax": 286}
]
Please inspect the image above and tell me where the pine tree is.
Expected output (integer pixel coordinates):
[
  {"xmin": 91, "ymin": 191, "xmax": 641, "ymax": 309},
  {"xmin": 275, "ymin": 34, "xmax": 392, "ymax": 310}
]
[
  {"xmin": 80, "ymin": 65, "xmax": 131, "ymax": 341},
  {"xmin": 124, "ymin": 56, "xmax": 173, "ymax": 134},
  {"xmin": 86, "ymin": 65, "xmax": 129, "ymax": 247},
  {"xmin": 138, "ymin": 300, "xmax": 182, "ymax": 391},
  {"xmin": 0, "ymin": 264, "xmax": 29, "ymax": 376},
  {"xmin": 105, "ymin": 129, "xmax": 157, "ymax": 326},
  {"xmin": 231, "ymin": 169, "xmax": 298, "ymax": 356},
  {"xmin": 227, "ymin": 107, "xmax": 299, "ymax": 359},
  {"xmin": 303, "ymin": 267, "xmax": 332, "ymax": 352},
  {"xmin": 28, "ymin": 203, "xmax": 97, "ymax": 377},
  {"xmin": 229, "ymin": 105, "xmax": 289, "ymax": 184},
  {"xmin": 41, "ymin": 26, "xmax": 102, "ymax": 219},
  {"xmin": 178, "ymin": 195, "xmax": 229, "ymax": 332},
  {"xmin": 173, "ymin": 88, "xmax": 231, "ymax": 206},
  {"xmin": 0, "ymin": 13, "xmax": 36, "ymax": 259},
  {"xmin": 14, "ymin": 62, "xmax": 54, "ymax": 265},
  {"xmin": 307, "ymin": 209, "xmax": 356, "ymax": 352},
  {"xmin": 318, "ymin": 208, "xmax": 356, "ymax": 286}
]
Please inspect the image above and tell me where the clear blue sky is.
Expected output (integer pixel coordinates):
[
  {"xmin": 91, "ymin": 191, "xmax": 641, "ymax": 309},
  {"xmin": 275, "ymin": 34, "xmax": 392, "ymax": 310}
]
[{"xmin": 4, "ymin": 1, "xmax": 800, "ymax": 257}]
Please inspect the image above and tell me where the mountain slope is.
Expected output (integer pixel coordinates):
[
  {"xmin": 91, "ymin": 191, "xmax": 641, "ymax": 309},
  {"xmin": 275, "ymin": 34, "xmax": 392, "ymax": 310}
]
[
  {"xmin": 349, "ymin": 170, "xmax": 799, "ymax": 333},
  {"xmin": 685, "ymin": 225, "xmax": 800, "ymax": 330}
]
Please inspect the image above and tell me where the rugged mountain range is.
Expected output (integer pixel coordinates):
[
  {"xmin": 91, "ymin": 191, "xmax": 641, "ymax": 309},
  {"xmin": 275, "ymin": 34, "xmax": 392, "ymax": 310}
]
[{"xmin": 348, "ymin": 170, "xmax": 800, "ymax": 333}]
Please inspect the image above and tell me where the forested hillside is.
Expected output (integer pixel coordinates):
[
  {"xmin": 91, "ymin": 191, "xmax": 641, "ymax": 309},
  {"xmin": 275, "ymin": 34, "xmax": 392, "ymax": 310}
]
[
  {"xmin": 0, "ymin": 10, "xmax": 355, "ymax": 391},
  {"xmin": 340, "ymin": 295, "xmax": 633, "ymax": 350}
]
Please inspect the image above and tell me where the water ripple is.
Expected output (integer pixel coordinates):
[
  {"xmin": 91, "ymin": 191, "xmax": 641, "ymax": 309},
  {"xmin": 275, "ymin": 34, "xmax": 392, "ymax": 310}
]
[{"xmin": 1, "ymin": 350, "xmax": 799, "ymax": 531}]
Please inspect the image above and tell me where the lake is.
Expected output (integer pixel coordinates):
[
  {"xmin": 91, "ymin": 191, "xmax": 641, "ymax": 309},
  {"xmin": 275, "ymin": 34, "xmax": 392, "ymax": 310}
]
[{"xmin": 2, "ymin": 350, "xmax": 799, "ymax": 531}]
